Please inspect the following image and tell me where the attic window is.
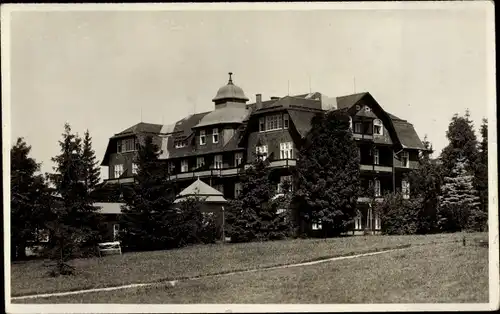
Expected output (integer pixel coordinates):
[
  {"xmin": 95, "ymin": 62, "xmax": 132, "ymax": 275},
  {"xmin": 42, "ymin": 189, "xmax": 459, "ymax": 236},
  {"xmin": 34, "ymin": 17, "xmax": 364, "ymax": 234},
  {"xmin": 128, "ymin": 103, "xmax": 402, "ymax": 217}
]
[
  {"xmin": 266, "ymin": 114, "xmax": 283, "ymax": 131},
  {"xmin": 364, "ymin": 106, "xmax": 371, "ymax": 112},
  {"xmin": 284, "ymin": 114, "xmax": 289, "ymax": 129},
  {"xmin": 117, "ymin": 139, "xmax": 136, "ymax": 153},
  {"xmin": 356, "ymin": 105, "xmax": 361, "ymax": 110},
  {"xmin": 200, "ymin": 130, "xmax": 206, "ymax": 146},
  {"xmin": 373, "ymin": 119, "xmax": 383, "ymax": 135},
  {"xmin": 175, "ymin": 139, "xmax": 187, "ymax": 148}
]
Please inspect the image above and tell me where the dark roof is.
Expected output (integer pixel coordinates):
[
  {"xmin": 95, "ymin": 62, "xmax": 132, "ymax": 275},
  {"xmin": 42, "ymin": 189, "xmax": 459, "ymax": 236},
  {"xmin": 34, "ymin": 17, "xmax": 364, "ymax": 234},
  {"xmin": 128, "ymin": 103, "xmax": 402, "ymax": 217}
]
[
  {"xmin": 287, "ymin": 109, "xmax": 321, "ymax": 138},
  {"xmin": 172, "ymin": 112, "xmax": 211, "ymax": 138},
  {"xmin": 336, "ymin": 92, "xmax": 368, "ymax": 109},
  {"xmin": 113, "ymin": 122, "xmax": 163, "ymax": 138},
  {"xmin": 392, "ymin": 121, "xmax": 425, "ymax": 150}
]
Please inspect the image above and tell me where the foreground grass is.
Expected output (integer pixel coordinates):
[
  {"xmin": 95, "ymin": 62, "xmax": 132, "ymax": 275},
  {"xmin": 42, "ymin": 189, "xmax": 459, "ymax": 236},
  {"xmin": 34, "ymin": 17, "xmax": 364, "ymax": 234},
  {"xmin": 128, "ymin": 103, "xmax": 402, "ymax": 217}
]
[
  {"xmin": 11, "ymin": 233, "xmax": 486, "ymax": 297},
  {"xmin": 25, "ymin": 241, "xmax": 488, "ymax": 303}
]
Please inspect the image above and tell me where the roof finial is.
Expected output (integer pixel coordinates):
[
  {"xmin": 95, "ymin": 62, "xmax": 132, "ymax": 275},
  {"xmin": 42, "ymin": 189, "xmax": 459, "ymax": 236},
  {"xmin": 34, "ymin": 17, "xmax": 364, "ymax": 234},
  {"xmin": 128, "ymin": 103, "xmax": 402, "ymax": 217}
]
[{"xmin": 228, "ymin": 72, "xmax": 233, "ymax": 84}]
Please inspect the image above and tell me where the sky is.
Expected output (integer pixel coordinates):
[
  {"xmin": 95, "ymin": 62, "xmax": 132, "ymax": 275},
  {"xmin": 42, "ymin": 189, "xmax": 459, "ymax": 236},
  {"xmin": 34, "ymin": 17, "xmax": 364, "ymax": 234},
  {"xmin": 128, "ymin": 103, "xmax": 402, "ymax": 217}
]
[{"xmin": 5, "ymin": 3, "xmax": 493, "ymax": 181}]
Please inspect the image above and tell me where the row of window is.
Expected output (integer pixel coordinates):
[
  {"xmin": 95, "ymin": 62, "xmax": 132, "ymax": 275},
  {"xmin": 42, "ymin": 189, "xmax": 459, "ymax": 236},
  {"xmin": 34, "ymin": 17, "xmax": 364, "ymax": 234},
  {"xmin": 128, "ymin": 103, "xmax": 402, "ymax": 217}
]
[
  {"xmin": 112, "ymin": 163, "xmax": 139, "ymax": 178},
  {"xmin": 359, "ymin": 149, "xmax": 409, "ymax": 167},
  {"xmin": 177, "ymin": 152, "xmax": 244, "ymax": 173},
  {"xmin": 199, "ymin": 128, "xmax": 219, "ymax": 146},
  {"xmin": 259, "ymin": 114, "xmax": 290, "ymax": 132},
  {"xmin": 368, "ymin": 179, "xmax": 410, "ymax": 198},
  {"xmin": 256, "ymin": 142, "xmax": 294, "ymax": 160},
  {"xmin": 351, "ymin": 118, "xmax": 384, "ymax": 136},
  {"xmin": 117, "ymin": 138, "xmax": 139, "ymax": 153}
]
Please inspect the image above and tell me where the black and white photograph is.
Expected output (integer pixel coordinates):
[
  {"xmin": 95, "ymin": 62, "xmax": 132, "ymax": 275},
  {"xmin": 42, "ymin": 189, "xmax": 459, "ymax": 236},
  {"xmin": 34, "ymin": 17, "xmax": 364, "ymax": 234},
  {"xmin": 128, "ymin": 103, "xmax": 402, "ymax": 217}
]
[{"xmin": 2, "ymin": 2, "xmax": 498, "ymax": 312}]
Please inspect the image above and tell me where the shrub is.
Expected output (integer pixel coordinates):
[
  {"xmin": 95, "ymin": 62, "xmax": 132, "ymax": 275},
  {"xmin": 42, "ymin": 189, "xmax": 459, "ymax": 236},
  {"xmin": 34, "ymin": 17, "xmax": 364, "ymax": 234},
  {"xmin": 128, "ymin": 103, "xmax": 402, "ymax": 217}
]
[{"xmin": 376, "ymin": 192, "xmax": 420, "ymax": 235}]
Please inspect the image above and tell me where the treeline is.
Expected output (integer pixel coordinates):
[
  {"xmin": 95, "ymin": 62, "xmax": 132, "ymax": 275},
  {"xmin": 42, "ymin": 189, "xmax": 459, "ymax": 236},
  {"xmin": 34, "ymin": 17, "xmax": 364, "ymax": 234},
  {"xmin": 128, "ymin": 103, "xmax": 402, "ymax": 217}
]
[{"xmin": 10, "ymin": 124, "xmax": 216, "ymax": 276}]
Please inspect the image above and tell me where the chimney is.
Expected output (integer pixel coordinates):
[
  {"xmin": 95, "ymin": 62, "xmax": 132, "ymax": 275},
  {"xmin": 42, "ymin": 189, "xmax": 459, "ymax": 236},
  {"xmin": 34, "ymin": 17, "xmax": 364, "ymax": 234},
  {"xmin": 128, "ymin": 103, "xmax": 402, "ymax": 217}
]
[{"xmin": 256, "ymin": 94, "xmax": 262, "ymax": 110}]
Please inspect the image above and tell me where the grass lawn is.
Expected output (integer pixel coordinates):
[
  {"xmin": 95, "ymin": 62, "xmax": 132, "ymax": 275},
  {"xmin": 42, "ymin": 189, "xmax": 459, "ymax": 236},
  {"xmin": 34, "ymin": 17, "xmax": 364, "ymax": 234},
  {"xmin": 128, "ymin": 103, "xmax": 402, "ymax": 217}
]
[
  {"xmin": 10, "ymin": 232, "xmax": 486, "ymax": 298},
  {"xmin": 22, "ymin": 241, "xmax": 489, "ymax": 303}
]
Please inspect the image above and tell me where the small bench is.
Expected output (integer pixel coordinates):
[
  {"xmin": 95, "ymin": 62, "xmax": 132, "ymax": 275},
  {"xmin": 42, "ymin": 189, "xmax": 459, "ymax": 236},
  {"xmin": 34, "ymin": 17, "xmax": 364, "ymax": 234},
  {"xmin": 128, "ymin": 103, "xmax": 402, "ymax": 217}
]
[{"xmin": 98, "ymin": 241, "xmax": 122, "ymax": 257}]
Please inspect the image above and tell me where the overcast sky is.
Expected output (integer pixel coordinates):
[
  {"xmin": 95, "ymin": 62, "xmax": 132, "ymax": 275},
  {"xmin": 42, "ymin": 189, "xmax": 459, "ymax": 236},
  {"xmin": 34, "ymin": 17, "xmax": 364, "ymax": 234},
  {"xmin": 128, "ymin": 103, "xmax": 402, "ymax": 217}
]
[{"xmin": 5, "ymin": 3, "xmax": 493, "ymax": 180}]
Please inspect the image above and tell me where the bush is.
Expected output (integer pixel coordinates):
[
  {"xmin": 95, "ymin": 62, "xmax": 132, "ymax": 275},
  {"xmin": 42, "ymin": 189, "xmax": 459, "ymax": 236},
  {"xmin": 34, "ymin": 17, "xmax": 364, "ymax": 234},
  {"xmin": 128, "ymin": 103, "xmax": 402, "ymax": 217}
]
[{"xmin": 376, "ymin": 192, "xmax": 420, "ymax": 235}]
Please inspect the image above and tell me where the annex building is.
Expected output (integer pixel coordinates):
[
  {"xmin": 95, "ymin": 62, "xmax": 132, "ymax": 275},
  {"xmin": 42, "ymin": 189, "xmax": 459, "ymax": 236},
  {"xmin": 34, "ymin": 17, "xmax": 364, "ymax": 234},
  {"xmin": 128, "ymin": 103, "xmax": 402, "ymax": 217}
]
[{"xmin": 97, "ymin": 73, "xmax": 426, "ymax": 235}]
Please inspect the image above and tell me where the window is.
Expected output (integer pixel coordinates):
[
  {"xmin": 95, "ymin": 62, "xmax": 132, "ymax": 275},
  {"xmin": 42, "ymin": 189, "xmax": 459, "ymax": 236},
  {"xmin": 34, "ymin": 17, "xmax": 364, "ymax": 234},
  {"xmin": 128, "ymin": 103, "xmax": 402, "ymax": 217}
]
[
  {"xmin": 168, "ymin": 162, "xmax": 175, "ymax": 174},
  {"xmin": 234, "ymin": 182, "xmax": 242, "ymax": 198},
  {"xmin": 401, "ymin": 151, "xmax": 409, "ymax": 168},
  {"xmin": 181, "ymin": 160, "xmax": 189, "ymax": 173},
  {"xmin": 234, "ymin": 152, "xmax": 243, "ymax": 166},
  {"xmin": 200, "ymin": 130, "xmax": 206, "ymax": 145},
  {"xmin": 364, "ymin": 106, "xmax": 371, "ymax": 112},
  {"xmin": 113, "ymin": 224, "xmax": 120, "ymax": 241},
  {"xmin": 117, "ymin": 139, "xmax": 135, "ymax": 153},
  {"xmin": 256, "ymin": 145, "xmax": 268, "ymax": 160},
  {"xmin": 265, "ymin": 114, "xmax": 283, "ymax": 131},
  {"xmin": 357, "ymin": 147, "xmax": 361, "ymax": 159},
  {"xmin": 113, "ymin": 164, "xmax": 123, "ymax": 179},
  {"xmin": 312, "ymin": 221, "xmax": 322, "ymax": 230},
  {"xmin": 214, "ymin": 155, "xmax": 223, "ymax": 169},
  {"xmin": 196, "ymin": 157, "xmax": 205, "ymax": 169},
  {"xmin": 349, "ymin": 116, "xmax": 353, "ymax": 130},
  {"xmin": 212, "ymin": 128, "xmax": 219, "ymax": 144},
  {"xmin": 374, "ymin": 179, "xmax": 381, "ymax": 197},
  {"xmin": 280, "ymin": 142, "xmax": 293, "ymax": 159},
  {"xmin": 132, "ymin": 163, "xmax": 138, "ymax": 175},
  {"xmin": 284, "ymin": 114, "xmax": 289, "ymax": 129},
  {"xmin": 135, "ymin": 141, "xmax": 140, "ymax": 151},
  {"xmin": 354, "ymin": 122, "xmax": 363, "ymax": 133},
  {"xmin": 278, "ymin": 175, "xmax": 293, "ymax": 193},
  {"xmin": 259, "ymin": 117, "xmax": 265, "ymax": 132},
  {"xmin": 354, "ymin": 212, "xmax": 362, "ymax": 230},
  {"xmin": 402, "ymin": 180, "xmax": 410, "ymax": 199},
  {"xmin": 373, "ymin": 148, "xmax": 379, "ymax": 165},
  {"xmin": 373, "ymin": 119, "xmax": 383, "ymax": 135},
  {"xmin": 175, "ymin": 139, "xmax": 187, "ymax": 148}
]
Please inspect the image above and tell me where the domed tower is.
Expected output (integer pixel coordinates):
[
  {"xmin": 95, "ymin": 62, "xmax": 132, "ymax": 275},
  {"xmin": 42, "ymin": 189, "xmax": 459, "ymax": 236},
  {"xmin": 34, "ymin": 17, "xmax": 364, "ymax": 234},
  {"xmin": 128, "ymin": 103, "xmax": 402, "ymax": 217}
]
[{"xmin": 212, "ymin": 72, "xmax": 249, "ymax": 110}]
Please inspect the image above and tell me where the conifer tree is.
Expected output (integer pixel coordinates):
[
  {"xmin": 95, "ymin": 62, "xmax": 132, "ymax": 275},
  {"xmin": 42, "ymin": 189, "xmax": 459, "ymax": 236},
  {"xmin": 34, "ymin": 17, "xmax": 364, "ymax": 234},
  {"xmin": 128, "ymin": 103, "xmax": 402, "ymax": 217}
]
[
  {"xmin": 226, "ymin": 157, "xmax": 289, "ymax": 242},
  {"xmin": 47, "ymin": 124, "xmax": 101, "ymax": 274},
  {"xmin": 10, "ymin": 138, "xmax": 52, "ymax": 260},
  {"xmin": 294, "ymin": 110, "xmax": 360, "ymax": 237},
  {"xmin": 438, "ymin": 157, "xmax": 482, "ymax": 232},
  {"xmin": 119, "ymin": 135, "xmax": 178, "ymax": 251},
  {"xmin": 474, "ymin": 118, "xmax": 488, "ymax": 228},
  {"xmin": 440, "ymin": 110, "xmax": 479, "ymax": 174},
  {"xmin": 81, "ymin": 130, "xmax": 101, "ymax": 194}
]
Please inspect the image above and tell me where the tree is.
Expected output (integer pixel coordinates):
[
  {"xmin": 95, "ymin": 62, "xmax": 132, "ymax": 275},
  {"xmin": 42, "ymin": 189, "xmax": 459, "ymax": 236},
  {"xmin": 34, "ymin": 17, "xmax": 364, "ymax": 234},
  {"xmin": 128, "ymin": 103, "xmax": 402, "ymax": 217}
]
[
  {"xmin": 440, "ymin": 110, "xmax": 479, "ymax": 174},
  {"xmin": 474, "ymin": 118, "xmax": 488, "ymax": 228},
  {"xmin": 375, "ymin": 192, "xmax": 420, "ymax": 235},
  {"xmin": 407, "ymin": 136, "xmax": 443, "ymax": 234},
  {"xmin": 46, "ymin": 124, "xmax": 101, "ymax": 275},
  {"xmin": 226, "ymin": 157, "xmax": 289, "ymax": 242},
  {"xmin": 437, "ymin": 157, "xmax": 483, "ymax": 232},
  {"xmin": 119, "ymin": 135, "xmax": 178, "ymax": 251},
  {"xmin": 175, "ymin": 194, "xmax": 204, "ymax": 246},
  {"xmin": 294, "ymin": 110, "xmax": 360, "ymax": 237},
  {"xmin": 81, "ymin": 130, "xmax": 101, "ymax": 194},
  {"xmin": 10, "ymin": 138, "xmax": 51, "ymax": 260}
]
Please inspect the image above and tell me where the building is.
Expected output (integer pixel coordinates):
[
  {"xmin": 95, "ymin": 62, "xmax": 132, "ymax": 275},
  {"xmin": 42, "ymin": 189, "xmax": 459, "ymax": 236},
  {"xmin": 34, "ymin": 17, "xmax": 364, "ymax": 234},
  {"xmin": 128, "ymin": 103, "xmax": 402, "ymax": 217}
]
[{"xmin": 99, "ymin": 73, "xmax": 426, "ymax": 235}]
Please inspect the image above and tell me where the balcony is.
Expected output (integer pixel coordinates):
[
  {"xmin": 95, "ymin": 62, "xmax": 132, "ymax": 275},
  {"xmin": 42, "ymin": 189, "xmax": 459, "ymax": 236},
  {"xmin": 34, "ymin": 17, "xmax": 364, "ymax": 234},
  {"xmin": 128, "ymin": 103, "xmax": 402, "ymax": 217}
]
[
  {"xmin": 357, "ymin": 197, "xmax": 384, "ymax": 203},
  {"xmin": 168, "ymin": 167, "xmax": 244, "ymax": 181},
  {"xmin": 360, "ymin": 164, "xmax": 393, "ymax": 173},
  {"xmin": 103, "ymin": 177, "xmax": 134, "ymax": 185},
  {"xmin": 353, "ymin": 133, "xmax": 374, "ymax": 141}
]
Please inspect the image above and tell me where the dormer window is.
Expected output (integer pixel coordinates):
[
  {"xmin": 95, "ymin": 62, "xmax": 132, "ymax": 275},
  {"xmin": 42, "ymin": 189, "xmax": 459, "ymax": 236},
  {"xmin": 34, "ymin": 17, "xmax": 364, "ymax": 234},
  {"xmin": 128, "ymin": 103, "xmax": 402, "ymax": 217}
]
[
  {"xmin": 259, "ymin": 117, "xmax": 265, "ymax": 132},
  {"xmin": 266, "ymin": 114, "xmax": 283, "ymax": 131},
  {"xmin": 213, "ymin": 128, "xmax": 219, "ymax": 144},
  {"xmin": 117, "ymin": 138, "xmax": 136, "ymax": 153},
  {"xmin": 175, "ymin": 139, "xmax": 187, "ymax": 148},
  {"xmin": 401, "ymin": 151, "xmax": 409, "ymax": 168},
  {"xmin": 200, "ymin": 130, "xmax": 206, "ymax": 145},
  {"xmin": 364, "ymin": 106, "xmax": 371, "ymax": 112},
  {"xmin": 373, "ymin": 119, "xmax": 383, "ymax": 135},
  {"xmin": 284, "ymin": 114, "xmax": 289, "ymax": 129}
]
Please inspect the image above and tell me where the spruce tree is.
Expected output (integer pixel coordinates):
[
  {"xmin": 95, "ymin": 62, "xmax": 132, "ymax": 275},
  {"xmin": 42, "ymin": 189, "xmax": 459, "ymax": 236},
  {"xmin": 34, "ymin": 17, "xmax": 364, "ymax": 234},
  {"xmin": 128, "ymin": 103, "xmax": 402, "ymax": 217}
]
[
  {"xmin": 81, "ymin": 130, "xmax": 101, "ymax": 194},
  {"xmin": 440, "ymin": 110, "xmax": 479, "ymax": 174},
  {"xmin": 226, "ymin": 157, "xmax": 289, "ymax": 242},
  {"xmin": 47, "ymin": 124, "xmax": 101, "ymax": 274},
  {"xmin": 294, "ymin": 110, "xmax": 360, "ymax": 237},
  {"xmin": 407, "ymin": 136, "xmax": 443, "ymax": 234},
  {"xmin": 119, "ymin": 135, "xmax": 178, "ymax": 251},
  {"xmin": 10, "ymin": 138, "xmax": 52, "ymax": 260},
  {"xmin": 438, "ymin": 157, "xmax": 482, "ymax": 232},
  {"xmin": 474, "ymin": 118, "xmax": 488, "ymax": 229}
]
